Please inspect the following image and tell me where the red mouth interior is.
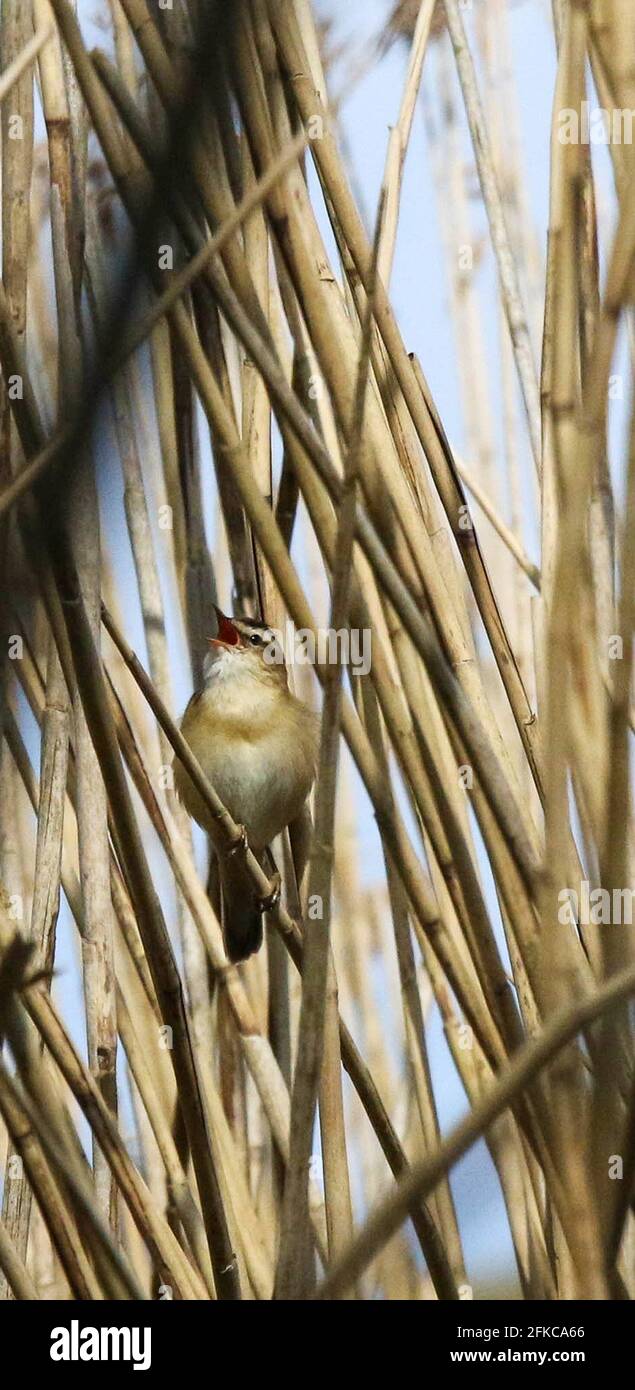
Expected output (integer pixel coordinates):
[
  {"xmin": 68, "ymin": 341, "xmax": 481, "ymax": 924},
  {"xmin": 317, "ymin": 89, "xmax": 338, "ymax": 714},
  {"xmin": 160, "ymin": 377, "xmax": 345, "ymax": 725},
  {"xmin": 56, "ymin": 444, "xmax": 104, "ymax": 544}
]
[{"xmin": 214, "ymin": 611, "xmax": 240, "ymax": 646}]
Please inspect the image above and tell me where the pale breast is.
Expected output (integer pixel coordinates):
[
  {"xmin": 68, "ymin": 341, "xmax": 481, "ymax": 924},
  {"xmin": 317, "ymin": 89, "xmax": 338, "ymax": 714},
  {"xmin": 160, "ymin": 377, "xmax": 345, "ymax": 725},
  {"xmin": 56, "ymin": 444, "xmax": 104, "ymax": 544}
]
[{"xmin": 176, "ymin": 683, "xmax": 318, "ymax": 848}]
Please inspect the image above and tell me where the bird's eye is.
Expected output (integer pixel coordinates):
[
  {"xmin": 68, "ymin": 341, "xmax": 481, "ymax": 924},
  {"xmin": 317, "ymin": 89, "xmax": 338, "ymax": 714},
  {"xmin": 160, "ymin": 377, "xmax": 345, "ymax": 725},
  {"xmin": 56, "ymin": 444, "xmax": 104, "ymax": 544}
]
[{"xmin": 249, "ymin": 633, "xmax": 261, "ymax": 646}]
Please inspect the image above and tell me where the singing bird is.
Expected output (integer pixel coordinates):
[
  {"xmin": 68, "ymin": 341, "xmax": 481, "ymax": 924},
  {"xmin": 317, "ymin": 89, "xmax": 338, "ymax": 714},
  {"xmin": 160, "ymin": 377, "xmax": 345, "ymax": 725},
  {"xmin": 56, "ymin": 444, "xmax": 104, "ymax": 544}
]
[{"xmin": 175, "ymin": 608, "xmax": 319, "ymax": 962}]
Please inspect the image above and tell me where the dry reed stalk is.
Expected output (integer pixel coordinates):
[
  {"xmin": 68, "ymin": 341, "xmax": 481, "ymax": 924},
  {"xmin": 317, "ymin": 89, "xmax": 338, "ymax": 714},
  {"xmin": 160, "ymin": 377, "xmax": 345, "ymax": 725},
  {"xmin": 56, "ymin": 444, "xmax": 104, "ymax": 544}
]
[
  {"xmin": 109, "ymin": 620, "xmax": 449, "ymax": 1289},
  {"xmin": 423, "ymin": 40, "xmax": 506, "ymax": 597},
  {"xmin": 0, "ymin": 0, "xmax": 36, "ymax": 1298},
  {"xmin": 265, "ymin": 6, "xmax": 544, "ymax": 818},
  {"xmin": 441, "ymin": 0, "xmax": 542, "ymax": 473},
  {"xmin": 275, "ymin": 198, "xmax": 384, "ymax": 1297},
  {"xmin": 376, "ymin": 0, "xmax": 437, "ymax": 287},
  {"xmin": 90, "ymin": 46, "xmax": 514, "ymax": 1069},
  {"xmin": 1, "ymin": 963, "xmax": 207, "ymax": 1298},
  {"xmin": 317, "ymin": 961, "xmax": 635, "ymax": 1298},
  {"xmin": 78, "ymin": 21, "xmax": 540, "ymax": 899},
  {"xmin": 101, "ymin": 605, "xmax": 460, "ymax": 1291}
]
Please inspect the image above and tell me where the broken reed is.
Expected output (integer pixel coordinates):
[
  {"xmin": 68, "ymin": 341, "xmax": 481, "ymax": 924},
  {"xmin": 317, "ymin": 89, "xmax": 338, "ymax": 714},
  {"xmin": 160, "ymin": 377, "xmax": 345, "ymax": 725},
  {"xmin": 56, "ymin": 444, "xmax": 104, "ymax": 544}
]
[{"xmin": 0, "ymin": 0, "xmax": 633, "ymax": 1303}]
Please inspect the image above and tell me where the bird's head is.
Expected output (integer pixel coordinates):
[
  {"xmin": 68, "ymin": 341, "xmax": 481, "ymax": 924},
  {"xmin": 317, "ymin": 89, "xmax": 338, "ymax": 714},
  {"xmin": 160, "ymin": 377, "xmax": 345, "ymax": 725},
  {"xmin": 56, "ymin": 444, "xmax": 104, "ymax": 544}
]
[{"xmin": 203, "ymin": 607, "xmax": 287, "ymax": 688}]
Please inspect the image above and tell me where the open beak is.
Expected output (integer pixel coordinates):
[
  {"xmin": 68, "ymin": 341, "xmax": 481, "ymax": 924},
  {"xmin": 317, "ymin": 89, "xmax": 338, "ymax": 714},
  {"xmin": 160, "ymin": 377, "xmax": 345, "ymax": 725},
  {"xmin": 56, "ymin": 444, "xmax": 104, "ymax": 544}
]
[{"xmin": 209, "ymin": 605, "xmax": 240, "ymax": 649}]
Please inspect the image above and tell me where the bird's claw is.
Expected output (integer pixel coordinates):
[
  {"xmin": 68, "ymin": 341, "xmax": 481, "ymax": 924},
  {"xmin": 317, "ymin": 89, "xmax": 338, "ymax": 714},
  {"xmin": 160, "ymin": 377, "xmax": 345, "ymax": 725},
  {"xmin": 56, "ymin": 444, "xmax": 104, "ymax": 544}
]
[
  {"xmin": 257, "ymin": 872, "xmax": 281, "ymax": 915},
  {"xmin": 226, "ymin": 825, "xmax": 248, "ymax": 858}
]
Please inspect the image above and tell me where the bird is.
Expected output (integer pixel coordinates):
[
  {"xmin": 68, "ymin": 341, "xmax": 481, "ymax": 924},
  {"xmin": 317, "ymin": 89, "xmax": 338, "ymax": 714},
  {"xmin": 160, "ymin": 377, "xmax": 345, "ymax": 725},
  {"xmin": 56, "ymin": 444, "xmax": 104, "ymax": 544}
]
[{"xmin": 175, "ymin": 607, "xmax": 319, "ymax": 963}]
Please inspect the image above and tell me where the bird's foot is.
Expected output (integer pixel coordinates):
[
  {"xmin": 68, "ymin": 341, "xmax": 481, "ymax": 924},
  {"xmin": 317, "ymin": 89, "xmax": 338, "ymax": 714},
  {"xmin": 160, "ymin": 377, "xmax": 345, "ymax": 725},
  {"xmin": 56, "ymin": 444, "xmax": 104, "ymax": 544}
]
[
  {"xmin": 257, "ymin": 871, "xmax": 281, "ymax": 915},
  {"xmin": 225, "ymin": 825, "xmax": 248, "ymax": 858}
]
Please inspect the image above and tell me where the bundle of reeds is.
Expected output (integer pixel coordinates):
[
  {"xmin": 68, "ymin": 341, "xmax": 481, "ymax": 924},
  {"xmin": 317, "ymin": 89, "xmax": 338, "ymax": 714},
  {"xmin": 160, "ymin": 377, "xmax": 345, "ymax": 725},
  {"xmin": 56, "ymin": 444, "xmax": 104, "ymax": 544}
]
[{"xmin": 0, "ymin": 0, "xmax": 633, "ymax": 1302}]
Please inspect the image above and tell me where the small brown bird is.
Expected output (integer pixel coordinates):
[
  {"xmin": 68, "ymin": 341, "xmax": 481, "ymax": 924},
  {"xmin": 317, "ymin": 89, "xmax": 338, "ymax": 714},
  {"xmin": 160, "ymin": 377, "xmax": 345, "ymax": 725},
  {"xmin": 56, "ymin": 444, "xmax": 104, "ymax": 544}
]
[{"xmin": 175, "ymin": 608, "xmax": 319, "ymax": 962}]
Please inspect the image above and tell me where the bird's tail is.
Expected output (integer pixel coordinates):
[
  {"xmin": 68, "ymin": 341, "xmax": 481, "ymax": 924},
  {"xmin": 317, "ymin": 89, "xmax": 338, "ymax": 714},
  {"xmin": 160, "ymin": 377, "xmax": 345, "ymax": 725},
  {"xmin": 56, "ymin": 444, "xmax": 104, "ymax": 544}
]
[{"xmin": 218, "ymin": 853, "xmax": 263, "ymax": 963}]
